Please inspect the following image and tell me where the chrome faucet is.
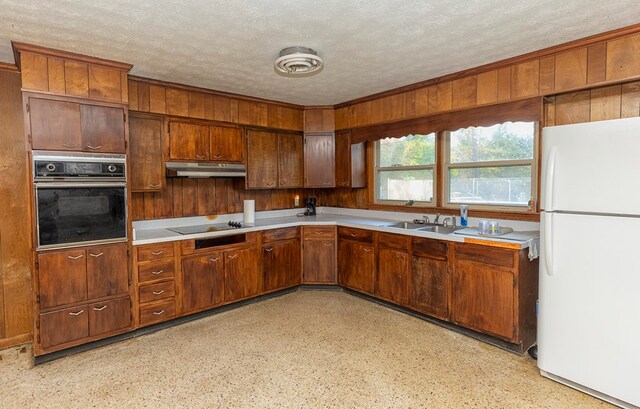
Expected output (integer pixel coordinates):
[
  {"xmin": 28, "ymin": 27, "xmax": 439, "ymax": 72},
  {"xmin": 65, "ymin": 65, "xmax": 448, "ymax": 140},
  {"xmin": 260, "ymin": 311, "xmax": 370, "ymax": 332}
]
[
  {"xmin": 433, "ymin": 214, "xmax": 441, "ymax": 224},
  {"xmin": 442, "ymin": 217, "xmax": 451, "ymax": 227},
  {"xmin": 423, "ymin": 215, "xmax": 430, "ymax": 224}
]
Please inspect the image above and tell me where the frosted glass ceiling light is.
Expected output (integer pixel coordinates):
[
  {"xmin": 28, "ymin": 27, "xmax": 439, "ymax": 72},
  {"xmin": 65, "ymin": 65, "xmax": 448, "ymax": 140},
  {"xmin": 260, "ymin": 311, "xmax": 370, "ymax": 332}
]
[{"xmin": 274, "ymin": 47, "xmax": 324, "ymax": 76}]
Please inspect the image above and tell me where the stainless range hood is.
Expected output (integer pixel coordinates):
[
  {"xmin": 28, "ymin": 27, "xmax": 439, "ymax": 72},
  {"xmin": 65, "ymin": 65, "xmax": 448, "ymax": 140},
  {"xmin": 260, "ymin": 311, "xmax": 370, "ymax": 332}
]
[{"xmin": 165, "ymin": 161, "xmax": 246, "ymax": 178}]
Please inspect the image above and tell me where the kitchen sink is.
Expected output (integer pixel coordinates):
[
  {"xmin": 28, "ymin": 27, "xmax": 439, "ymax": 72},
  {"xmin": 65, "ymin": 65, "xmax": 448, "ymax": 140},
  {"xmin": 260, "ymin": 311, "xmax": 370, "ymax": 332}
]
[
  {"xmin": 386, "ymin": 221, "xmax": 426, "ymax": 229},
  {"xmin": 418, "ymin": 225, "xmax": 460, "ymax": 234}
]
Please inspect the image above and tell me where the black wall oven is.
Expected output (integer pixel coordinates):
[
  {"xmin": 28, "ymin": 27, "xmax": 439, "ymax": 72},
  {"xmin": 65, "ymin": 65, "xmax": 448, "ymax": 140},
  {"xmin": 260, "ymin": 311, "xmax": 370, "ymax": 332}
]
[{"xmin": 33, "ymin": 151, "xmax": 127, "ymax": 250}]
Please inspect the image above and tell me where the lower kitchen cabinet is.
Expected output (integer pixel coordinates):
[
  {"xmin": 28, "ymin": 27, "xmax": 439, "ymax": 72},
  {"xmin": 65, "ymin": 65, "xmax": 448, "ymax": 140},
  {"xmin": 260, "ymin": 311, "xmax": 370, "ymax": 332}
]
[
  {"xmin": 302, "ymin": 226, "xmax": 336, "ymax": 284},
  {"xmin": 410, "ymin": 237, "xmax": 450, "ymax": 321},
  {"xmin": 224, "ymin": 247, "xmax": 261, "ymax": 302},
  {"xmin": 262, "ymin": 236, "xmax": 301, "ymax": 292},
  {"xmin": 377, "ymin": 248, "xmax": 409, "ymax": 305},
  {"xmin": 89, "ymin": 297, "xmax": 131, "ymax": 337},
  {"xmin": 181, "ymin": 252, "xmax": 224, "ymax": 314},
  {"xmin": 134, "ymin": 242, "xmax": 177, "ymax": 327},
  {"xmin": 338, "ymin": 239, "xmax": 375, "ymax": 294}
]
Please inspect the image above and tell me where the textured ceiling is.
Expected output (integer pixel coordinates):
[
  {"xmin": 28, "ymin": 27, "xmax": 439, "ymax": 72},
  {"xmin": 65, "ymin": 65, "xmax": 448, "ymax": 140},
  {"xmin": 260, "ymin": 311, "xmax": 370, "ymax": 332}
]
[{"xmin": 1, "ymin": 1, "xmax": 639, "ymax": 105}]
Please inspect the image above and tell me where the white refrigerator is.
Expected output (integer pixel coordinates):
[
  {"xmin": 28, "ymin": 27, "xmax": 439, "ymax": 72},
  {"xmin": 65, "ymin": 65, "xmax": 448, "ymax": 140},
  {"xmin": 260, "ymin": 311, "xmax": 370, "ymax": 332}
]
[{"xmin": 539, "ymin": 117, "xmax": 640, "ymax": 408}]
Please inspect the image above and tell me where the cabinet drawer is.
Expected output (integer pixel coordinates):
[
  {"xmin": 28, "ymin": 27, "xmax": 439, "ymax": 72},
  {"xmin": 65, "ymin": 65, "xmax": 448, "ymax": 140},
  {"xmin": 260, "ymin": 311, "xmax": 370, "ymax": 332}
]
[
  {"xmin": 139, "ymin": 299, "xmax": 176, "ymax": 326},
  {"xmin": 139, "ymin": 281, "xmax": 175, "ymax": 303},
  {"xmin": 455, "ymin": 243, "xmax": 514, "ymax": 269},
  {"xmin": 378, "ymin": 232, "xmax": 410, "ymax": 251},
  {"xmin": 136, "ymin": 242, "xmax": 174, "ymax": 262},
  {"xmin": 138, "ymin": 259, "xmax": 175, "ymax": 283},
  {"xmin": 262, "ymin": 227, "xmax": 300, "ymax": 242},
  {"xmin": 412, "ymin": 237, "xmax": 448, "ymax": 259},
  {"xmin": 39, "ymin": 305, "xmax": 89, "ymax": 349},
  {"xmin": 89, "ymin": 296, "xmax": 131, "ymax": 336},
  {"xmin": 303, "ymin": 226, "xmax": 335, "ymax": 239},
  {"xmin": 338, "ymin": 227, "xmax": 374, "ymax": 243}
]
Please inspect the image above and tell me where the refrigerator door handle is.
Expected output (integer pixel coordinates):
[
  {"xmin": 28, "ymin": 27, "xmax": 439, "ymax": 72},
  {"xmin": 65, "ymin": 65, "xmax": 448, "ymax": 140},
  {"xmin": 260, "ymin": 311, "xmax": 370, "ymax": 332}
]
[
  {"xmin": 545, "ymin": 146, "xmax": 558, "ymax": 212},
  {"xmin": 544, "ymin": 212, "xmax": 555, "ymax": 276}
]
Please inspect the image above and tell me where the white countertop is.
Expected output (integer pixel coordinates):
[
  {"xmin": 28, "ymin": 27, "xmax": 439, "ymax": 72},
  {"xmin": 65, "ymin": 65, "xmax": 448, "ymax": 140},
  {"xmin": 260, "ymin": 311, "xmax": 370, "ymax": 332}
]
[{"xmin": 133, "ymin": 209, "xmax": 539, "ymax": 251}]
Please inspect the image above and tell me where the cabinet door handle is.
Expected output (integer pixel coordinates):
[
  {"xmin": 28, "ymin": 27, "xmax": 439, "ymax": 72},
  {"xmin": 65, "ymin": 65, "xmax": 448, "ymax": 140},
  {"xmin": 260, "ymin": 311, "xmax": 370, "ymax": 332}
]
[
  {"xmin": 149, "ymin": 183, "xmax": 161, "ymax": 188},
  {"xmin": 62, "ymin": 143, "xmax": 79, "ymax": 148},
  {"xmin": 68, "ymin": 254, "xmax": 84, "ymax": 260},
  {"xmin": 363, "ymin": 248, "xmax": 372, "ymax": 252},
  {"xmin": 153, "ymin": 310, "xmax": 165, "ymax": 316},
  {"xmin": 323, "ymin": 242, "xmax": 333, "ymax": 247},
  {"xmin": 280, "ymin": 181, "xmax": 287, "ymax": 186},
  {"xmin": 341, "ymin": 182, "xmax": 349, "ymax": 186},
  {"xmin": 69, "ymin": 309, "xmax": 84, "ymax": 316},
  {"xmin": 151, "ymin": 269, "xmax": 164, "ymax": 275},
  {"xmin": 265, "ymin": 181, "xmax": 274, "ymax": 187},
  {"xmin": 227, "ymin": 254, "xmax": 238, "ymax": 259},
  {"xmin": 323, "ymin": 181, "xmax": 331, "ymax": 185},
  {"xmin": 151, "ymin": 251, "xmax": 163, "ymax": 256},
  {"xmin": 209, "ymin": 257, "xmax": 219, "ymax": 262},
  {"xmin": 212, "ymin": 155, "xmax": 222, "ymax": 159},
  {"xmin": 152, "ymin": 290, "xmax": 165, "ymax": 295},
  {"xmin": 195, "ymin": 154, "xmax": 206, "ymax": 159},
  {"xmin": 314, "ymin": 231, "xmax": 324, "ymax": 235},
  {"xmin": 93, "ymin": 305, "xmax": 107, "ymax": 311},
  {"xmin": 349, "ymin": 233, "xmax": 359, "ymax": 238},
  {"xmin": 89, "ymin": 252, "xmax": 104, "ymax": 258},
  {"xmin": 264, "ymin": 248, "xmax": 273, "ymax": 252},
  {"xmin": 86, "ymin": 145, "xmax": 103, "ymax": 150}
]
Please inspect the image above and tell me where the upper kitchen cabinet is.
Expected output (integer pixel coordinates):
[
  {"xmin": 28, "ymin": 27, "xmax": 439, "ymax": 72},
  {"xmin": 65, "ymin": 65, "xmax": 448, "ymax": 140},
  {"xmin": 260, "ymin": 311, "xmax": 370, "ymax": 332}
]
[
  {"xmin": 210, "ymin": 124, "xmax": 244, "ymax": 162},
  {"xmin": 277, "ymin": 132, "xmax": 304, "ymax": 188},
  {"xmin": 129, "ymin": 113, "xmax": 164, "ymax": 192},
  {"xmin": 335, "ymin": 130, "xmax": 366, "ymax": 188},
  {"xmin": 246, "ymin": 129, "xmax": 303, "ymax": 189},
  {"xmin": 27, "ymin": 94, "xmax": 126, "ymax": 153},
  {"xmin": 14, "ymin": 43, "xmax": 131, "ymax": 104},
  {"xmin": 304, "ymin": 108, "xmax": 335, "ymax": 133},
  {"xmin": 167, "ymin": 120, "xmax": 209, "ymax": 161},
  {"xmin": 304, "ymin": 133, "xmax": 335, "ymax": 188}
]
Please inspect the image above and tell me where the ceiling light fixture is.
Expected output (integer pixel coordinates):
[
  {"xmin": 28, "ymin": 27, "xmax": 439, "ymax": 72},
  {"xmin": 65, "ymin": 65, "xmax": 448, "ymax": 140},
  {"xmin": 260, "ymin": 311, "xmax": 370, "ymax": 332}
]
[{"xmin": 274, "ymin": 46, "xmax": 324, "ymax": 76}]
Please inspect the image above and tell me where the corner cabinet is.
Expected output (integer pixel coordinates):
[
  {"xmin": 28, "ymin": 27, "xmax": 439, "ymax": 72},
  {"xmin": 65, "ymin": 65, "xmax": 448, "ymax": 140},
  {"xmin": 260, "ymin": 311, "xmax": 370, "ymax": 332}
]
[
  {"xmin": 302, "ymin": 226, "xmax": 337, "ymax": 284},
  {"xmin": 304, "ymin": 132, "xmax": 335, "ymax": 188},
  {"xmin": 129, "ymin": 113, "xmax": 164, "ymax": 192},
  {"xmin": 246, "ymin": 129, "xmax": 303, "ymax": 189},
  {"xmin": 337, "ymin": 227, "xmax": 375, "ymax": 294}
]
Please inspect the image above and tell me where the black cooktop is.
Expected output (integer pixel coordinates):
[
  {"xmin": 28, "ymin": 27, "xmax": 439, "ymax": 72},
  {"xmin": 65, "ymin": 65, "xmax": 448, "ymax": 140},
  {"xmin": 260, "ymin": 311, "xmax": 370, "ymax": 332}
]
[{"xmin": 168, "ymin": 221, "xmax": 244, "ymax": 235}]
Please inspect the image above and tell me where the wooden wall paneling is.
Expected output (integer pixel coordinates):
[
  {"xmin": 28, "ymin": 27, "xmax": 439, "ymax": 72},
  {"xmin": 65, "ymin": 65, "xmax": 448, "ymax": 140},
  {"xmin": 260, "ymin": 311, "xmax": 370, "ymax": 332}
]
[
  {"xmin": 380, "ymin": 96, "xmax": 392, "ymax": 122},
  {"xmin": 213, "ymin": 96, "xmax": 239, "ymax": 123},
  {"xmin": 606, "ymin": 33, "xmax": 640, "ymax": 81},
  {"xmin": 215, "ymin": 179, "xmax": 230, "ymax": 214},
  {"xmin": 304, "ymin": 109, "xmax": 323, "ymax": 132},
  {"xmin": 476, "ymin": 70, "xmax": 498, "ymax": 105},
  {"xmin": 268, "ymin": 104, "xmax": 283, "ymax": 129},
  {"xmin": 356, "ymin": 101, "xmax": 371, "ymax": 127},
  {"xmin": 389, "ymin": 93, "xmax": 406, "ymax": 121},
  {"xmin": 188, "ymin": 92, "xmax": 205, "ymax": 119},
  {"xmin": 414, "ymin": 87, "xmax": 429, "ymax": 116},
  {"xmin": 590, "ymin": 85, "xmax": 622, "ymax": 121},
  {"xmin": 621, "ymin": 81, "xmax": 640, "ymax": 118},
  {"xmin": 153, "ymin": 181, "xmax": 174, "ymax": 218},
  {"xmin": 230, "ymin": 99, "xmax": 240, "ymax": 123},
  {"xmin": 427, "ymin": 85, "xmax": 438, "ymax": 112},
  {"xmin": 554, "ymin": 90, "xmax": 591, "ymax": 125},
  {"xmin": 228, "ymin": 179, "xmax": 244, "ymax": 214},
  {"xmin": 323, "ymin": 108, "xmax": 335, "ymax": 131},
  {"xmin": 120, "ymin": 72, "xmax": 128, "ymax": 103},
  {"xmin": 128, "ymin": 81, "xmax": 139, "ymax": 111},
  {"xmin": 64, "ymin": 60, "xmax": 89, "ymax": 97},
  {"xmin": 20, "ymin": 52, "xmax": 49, "ymax": 91},
  {"xmin": 166, "ymin": 88, "xmax": 189, "ymax": 116},
  {"xmin": 435, "ymin": 82, "xmax": 452, "ymax": 112},
  {"xmin": 452, "ymin": 76, "xmax": 477, "ymax": 109},
  {"xmin": 554, "ymin": 49, "xmax": 587, "ymax": 91},
  {"xmin": 143, "ymin": 192, "xmax": 156, "ymax": 219},
  {"xmin": 346, "ymin": 105, "xmax": 358, "ymax": 128},
  {"xmin": 181, "ymin": 179, "xmax": 199, "ymax": 217},
  {"xmin": 149, "ymin": 85, "xmax": 166, "ymax": 114},
  {"xmin": 88, "ymin": 65, "xmax": 121, "ymax": 101},
  {"xmin": 130, "ymin": 193, "xmax": 145, "ymax": 220},
  {"xmin": 0, "ymin": 70, "xmax": 32, "ymax": 344},
  {"xmin": 47, "ymin": 57, "xmax": 66, "ymax": 94},
  {"xmin": 538, "ymin": 56, "xmax": 555, "ymax": 94},
  {"xmin": 587, "ymin": 43, "xmax": 607, "ymax": 84},
  {"xmin": 137, "ymin": 82, "xmax": 150, "ymax": 112},
  {"xmin": 404, "ymin": 90, "xmax": 416, "ymax": 118},
  {"xmin": 203, "ymin": 95, "xmax": 214, "ymax": 120},
  {"xmin": 511, "ymin": 60, "xmax": 539, "ymax": 98},
  {"xmin": 543, "ymin": 99, "xmax": 556, "ymax": 127},
  {"xmin": 335, "ymin": 107, "xmax": 347, "ymax": 130},
  {"xmin": 497, "ymin": 67, "xmax": 511, "ymax": 101},
  {"xmin": 239, "ymin": 100, "xmax": 268, "ymax": 127},
  {"xmin": 197, "ymin": 179, "xmax": 216, "ymax": 215}
]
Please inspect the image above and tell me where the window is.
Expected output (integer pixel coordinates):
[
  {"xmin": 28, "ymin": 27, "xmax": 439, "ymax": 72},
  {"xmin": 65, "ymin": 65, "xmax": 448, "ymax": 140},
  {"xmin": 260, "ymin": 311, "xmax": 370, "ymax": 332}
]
[
  {"xmin": 374, "ymin": 133, "xmax": 436, "ymax": 205},
  {"xmin": 444, "ymin": 122, "xmax": 537, "ymax": 209}
]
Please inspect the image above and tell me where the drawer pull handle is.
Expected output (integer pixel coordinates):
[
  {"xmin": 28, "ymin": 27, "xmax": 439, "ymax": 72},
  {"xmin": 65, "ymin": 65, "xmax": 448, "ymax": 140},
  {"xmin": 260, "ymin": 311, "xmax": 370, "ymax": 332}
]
[
  {"xmin": 149, "ymin": 183, "xmax": 161, "ymax": 188},
  {"xmin": 323, "ymin": 243, "xmax": 333, "ymax": 247},
  {"xmin": 314, "ymin": 231, "xmax": 324, "ymax": 235},
  {"xmin": 264, "ymin": 248, "xmax": 273, "ymax": 252},
  {"xmin": 151, "ymin": 251, "xmax": 164, "ymax": 256},
  {"xmin": 153, "ymin": 310, "xmax": 165, "ymax": 316},
  {"xmin": 62, "ymin": 143, "xmax": 79, "ymax": 148},
  {"xmin": 195, "ymin": 154, "xmax": 206, "ymax": 159},
  {"xmin": 93, "ymin": 305, "xmax": 108, "ymax": 311},
  {"xmin": 212, "ymin": 155, "xmax": 222, "ymax": 159},
  {"xmin": 363, "ymin": 248, "xmax": 372, "ymax": 252},
  {"xmin": 89, "ymin": 252, "xmax": 104, "ymax": 258},
  {"xmin": 209, "ymin": 257, "xmax": 219, "ymax": 262},
  {"xmin": 151, "ymin": 269, "xmax": 164, "ymax": 275},
  {"xmin": 69, "ymin": 309, "xmax": 84, "ymax": 316},
  {"xmin": 86, "ymin": 144, "xmax": 103, "ymax": 150},
  {"xmin": 68, "ymin": 255, "xmax": 84, "ymax": 260},
  {"xmin": 349, "ymin": 233, "xmax": 359, "ymax": 237},
  {"xmin": 227, "ymin": 254, "xmax": 238, "ymax": 259},
  {"xmin": 152, "ymin": 290, "xmax": 165, "ymax": 295}
]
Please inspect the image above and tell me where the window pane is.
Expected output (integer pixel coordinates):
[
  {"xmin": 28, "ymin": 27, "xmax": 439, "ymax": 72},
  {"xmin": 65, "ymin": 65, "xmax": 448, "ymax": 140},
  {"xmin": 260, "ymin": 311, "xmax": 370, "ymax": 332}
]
[
  {"xmin": 449, "ymin": 166, "xmax": 531, "ymax": 205},
  {"xmin": 379, "ymin": 133, "xmax": 436, "ymax": 167},
  {"xmin": 378, "ymin": 169, "xmax": 433, "ymax": 202},
  {"xmin": 449, "ymin": 122, "xmax": 534, "ymax": 163}
]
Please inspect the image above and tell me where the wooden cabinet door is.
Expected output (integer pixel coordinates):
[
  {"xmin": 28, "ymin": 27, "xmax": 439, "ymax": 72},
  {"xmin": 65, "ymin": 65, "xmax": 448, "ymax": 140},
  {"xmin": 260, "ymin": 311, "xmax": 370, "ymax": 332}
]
[
  {"xmin": 182, "ymin": 252, "xmax": 224, "ymax": 314},
  {"xmin": 80, "ymin": 105, "xmax": 126, "ymax": 153},
  {"xmin": 451, "ymin": 260, "xmax": 515, "ymax": 340},
  {"xmin": 210, "ymin": 125, "xmax": 244, "ymax": 162},
  {"xmin": 302, "ymin": 239, "xmax": 336, "ymax": 284},
  {"xmin": 129, "ymin": 114, "xmax": 164, "ymax": 191},
  {"xmin": 39, "ymin": 305, "xmax": 89, "ymax": 349},
  {"xmin": 263, "ymin": 238, "xmax": 301, "ymax": 291},
  {"xmin": 38, "ymin": 249, "xmax": 87, "ymax": 309},
  {"xmin": 304, "ymin": 133, "xmax": 335, "ymax": 188},
  {"xmin": 334, "ymin": 131, "xmax": 351, "ymax": 187},
  {"xmin": 411, "ymin": 255, "xmax": 449, "ymax": 320},
  {"xmin": 89, "ymin": 296, "xmax": 131, "ymax": 336},
  {"xmin": 86, "ymin": 243, "xmax": 128, "ymax": 300},
  {"xmin": 338, "ymin": 240, "xmax": 375, "ymax": 294},
  {"xmin": 224, "ymin": 247, "xmax": 260, "ymax": 301},
  {"xmin": 246, "ymin": 129, "xmax": 278, "ymax": 188},
  {"xmin": 168, "ymin": 121, "xmax": 209, "ymax": 160},
  {"xmin": 277, "ymin": 133, "xmax": 304, "ymax": 188},
  {"xmin": 29, "ymin": 97, "xmax": 82, "ymax": 151},
  {"xmin": 377, "ymin": 248, "xmax": 409, "ymax": 305}
]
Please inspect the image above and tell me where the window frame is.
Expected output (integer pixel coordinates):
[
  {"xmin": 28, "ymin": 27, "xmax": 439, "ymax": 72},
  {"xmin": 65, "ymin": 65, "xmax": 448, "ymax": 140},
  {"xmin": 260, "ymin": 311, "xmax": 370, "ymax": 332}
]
[
  {"xmin": 373, "ymin": 133, "xmax": 438, "ymax": 207},
  {"xmin": 442, "ymin": 122, "xmax": 539, "ymax": 211}
]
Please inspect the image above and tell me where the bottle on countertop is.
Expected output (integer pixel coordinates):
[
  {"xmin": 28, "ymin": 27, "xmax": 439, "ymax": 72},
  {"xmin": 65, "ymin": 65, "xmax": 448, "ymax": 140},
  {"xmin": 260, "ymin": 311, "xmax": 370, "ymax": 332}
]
[
  {"xmin": 527, "ymin": 197, "xmax": 537, "ymax": 213},
  {"xmin": 460, "ymin": 204, "xmax": 468, "ymax": 227}
]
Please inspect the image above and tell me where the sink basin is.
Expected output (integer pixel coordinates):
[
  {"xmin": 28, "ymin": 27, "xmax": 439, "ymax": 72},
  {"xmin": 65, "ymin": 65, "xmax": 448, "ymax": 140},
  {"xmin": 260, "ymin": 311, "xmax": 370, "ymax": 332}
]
[
  {"xmin": 386, "ymin": 221, "xmax": 426, "ymax": 229},
  {"xmin": 418, "ymin": 225, "xmax": 459, "ymax": 234}
]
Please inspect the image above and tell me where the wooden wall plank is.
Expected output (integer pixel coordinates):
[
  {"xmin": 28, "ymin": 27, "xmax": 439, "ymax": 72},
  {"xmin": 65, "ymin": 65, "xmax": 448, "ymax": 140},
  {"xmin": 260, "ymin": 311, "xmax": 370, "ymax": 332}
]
[
  {"xmin": 356, "ymin": 102, "xmax": 371, "ymax": 127},
  {"xmin": 414, "ymin": 87, "xmax": 429, "ymax": 116},
  {"xmin": 590, "ymin": 85, "xmax": 621, "ymax": 121},
  {"xmin": 554, "ymin": 49, "xmax": 587, "ymax": 91},
  {"xmin": 20, "ymin": 52, "xmax": 48, "ymax": 91},
  {"xmin": 497, "ymin": 67, "xmax": 511, "ymax": 101},
  {"xmin": 335, "ymin": 107, "xmax": 348, "ymax": 130},
  {"xmin": 435, "ymin": 82, "xmax": 452, "ymax": 112},
  {"xmin": 47, "ymin": 57, "xmax": 65, "ymax": 94},
  {"xmin": 170, "ymin": 179, "xmax": 183, "ymax": 217},
  {"xmin": 197, "ymin": 179, "xmax": 216, "ymax": 215},
  {"xmin": 149, "ymin": 85, "xmax": 166, "ymax": 114},
  {"xmin": 606, "ymin": 33, "xmax": 640, "ymax": 81},
  {"xmin": 587, "ymin": 43, "xmax": 607, "ymax": 84},
  {"xmin": 268, "ymin": 104, "xmax": 282, "ymax": 129},
  {"xmin": 130, "ymin": 192, "xmax": 145, "ymax": 220},
  {"xmin": 120, "ymin": 71, "xmax": 128, "ymax": 103},
  {"xmin": 404, "ymin": 90, "xmax": 416, "ymax": 118},
  {"xmin": 554, "ymin": 90, "xmax": 591, "ymax": 125},
  {"xmin": 137, "ymin": 82, "xmax": 150, "ymax": 112},
  {"xmin": 346, "ymin": 105, "xmax": 357, "ymax": 128},
  {"xmin": 166, "ymin": 88, "xmax": 189, "ymax": 116},
  {"xmin": 153, "ymin": 182, "xmax": 173, "ymax": 218},
  {"xmin": 476, "ymin": 70, "xmax": 498, "ymax": 105},
  {"xmin": 389, "ymin": 94, "xmax": 406, "ymax": 121},
  {"xmin": 230, "ymin": 99, "xmax": 240, "ymax": 123},
  {"xmin": 621, "ymin": 81, "xmax": 640, "ymax": 118},
  {"xmin": 188, "ymin": 92, "xmax": 205, "ymax": 119},
  {"xmin": 539, "ymin": 56, "xmax": 555, "ymax": 94},
  {"xmin": 304, "ymin": 109, "xmax": 323, "ymax": 132},
  {"xmin": 88, "ymin": 65, "xmax": 121, "ymax": 101},
  {"xmin": 128, "ymin": 80, "xmax": 139, "ymax": 111},
  {"xmin": 181, "ymin": 179, "xmax": 199, "ymax": 217},
  {"xmin": 213, "ymin": 96, "xmax": 232, "ymax": 123},
  {"xmin": 64, "ymin": 60, "xmax": 89, "ymax": 97},
  {"xmin": 203, "ymin": 95, "xmax": 214, "ymax": 120},
  {"xmin": 427, "ymin": 85, "xmax": 438, "ymax": 112},
  {"xmin": 511, "ymin": 60, "xmax": 539, "ymax": 98},
  {"xmin": 370, "ymin": 98, "xmax": 384, "ymax": 124},
  {"xmin": 452, "ymin": 76, "xmax": 477, "ymax": 109}
]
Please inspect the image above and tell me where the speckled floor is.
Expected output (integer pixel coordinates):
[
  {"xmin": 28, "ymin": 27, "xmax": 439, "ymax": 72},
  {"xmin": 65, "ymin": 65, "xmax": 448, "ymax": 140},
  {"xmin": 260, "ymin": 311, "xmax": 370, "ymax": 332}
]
[{"xmin": 0, "ymin": 291, "xmax": 611, "ymax": 408}]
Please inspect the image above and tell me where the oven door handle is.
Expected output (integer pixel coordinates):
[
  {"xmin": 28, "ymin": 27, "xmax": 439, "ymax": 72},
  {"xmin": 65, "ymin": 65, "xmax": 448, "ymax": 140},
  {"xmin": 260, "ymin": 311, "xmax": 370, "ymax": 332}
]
[{"xmin": 34, "ymin": 182, "xmax": 127, "ymax": 188}]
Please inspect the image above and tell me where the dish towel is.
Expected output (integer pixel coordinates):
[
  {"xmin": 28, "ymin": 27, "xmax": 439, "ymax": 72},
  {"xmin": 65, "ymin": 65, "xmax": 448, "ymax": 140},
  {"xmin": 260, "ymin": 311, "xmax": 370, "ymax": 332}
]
[{"xmin": 527, "ymin": 238, "xmax": 540, "ymax": 261}]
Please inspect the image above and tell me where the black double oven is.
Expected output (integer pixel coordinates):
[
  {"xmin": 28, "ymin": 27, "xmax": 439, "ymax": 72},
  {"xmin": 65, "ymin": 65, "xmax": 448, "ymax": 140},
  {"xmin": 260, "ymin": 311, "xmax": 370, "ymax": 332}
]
[{"xmin": 33, "ymin": 151, "xmax": 127, "ymax": 250}]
